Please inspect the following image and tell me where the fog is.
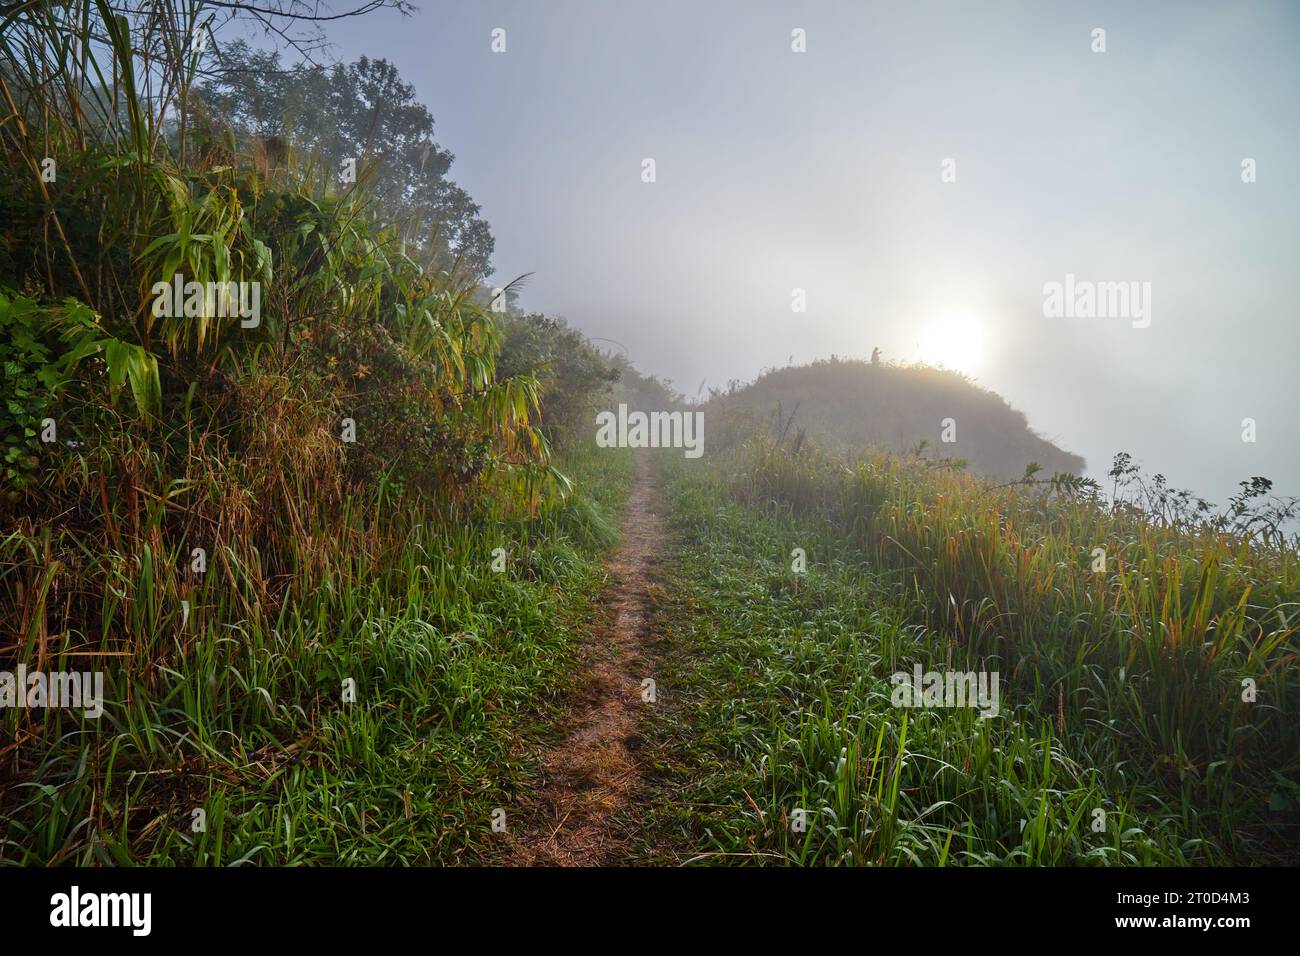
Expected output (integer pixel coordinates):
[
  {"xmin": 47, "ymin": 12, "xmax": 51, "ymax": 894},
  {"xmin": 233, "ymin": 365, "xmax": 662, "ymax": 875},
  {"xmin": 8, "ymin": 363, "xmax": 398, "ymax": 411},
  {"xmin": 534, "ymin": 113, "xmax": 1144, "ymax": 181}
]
[{"xmin": 321, "ymin": 0, "xmax": 1300, "ymax": 505}]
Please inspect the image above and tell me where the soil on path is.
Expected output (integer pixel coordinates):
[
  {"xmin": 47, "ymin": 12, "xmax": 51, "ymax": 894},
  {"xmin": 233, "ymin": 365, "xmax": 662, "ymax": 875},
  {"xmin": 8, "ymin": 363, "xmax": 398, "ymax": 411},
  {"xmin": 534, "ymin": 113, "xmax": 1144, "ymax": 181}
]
[{"xmin": 504, "ymin": 450, "xmax": 665, "ymax": 866}]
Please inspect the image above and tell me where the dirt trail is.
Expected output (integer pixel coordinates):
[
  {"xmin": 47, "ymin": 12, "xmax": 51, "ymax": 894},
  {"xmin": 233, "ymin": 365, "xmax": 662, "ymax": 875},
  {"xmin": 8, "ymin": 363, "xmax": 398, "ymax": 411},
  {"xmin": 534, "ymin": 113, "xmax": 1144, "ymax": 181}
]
[{"xmin": 504, "ymin": 451, "xmax": 664, "ymax": 866}]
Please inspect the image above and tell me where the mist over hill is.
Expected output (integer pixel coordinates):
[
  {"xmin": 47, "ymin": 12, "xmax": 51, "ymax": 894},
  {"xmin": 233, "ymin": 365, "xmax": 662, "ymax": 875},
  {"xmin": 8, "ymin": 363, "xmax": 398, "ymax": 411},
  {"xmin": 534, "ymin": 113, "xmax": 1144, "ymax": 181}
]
[{"xmin": 706, "ymin": 357, "xmax": 1085, "ymax": 481}]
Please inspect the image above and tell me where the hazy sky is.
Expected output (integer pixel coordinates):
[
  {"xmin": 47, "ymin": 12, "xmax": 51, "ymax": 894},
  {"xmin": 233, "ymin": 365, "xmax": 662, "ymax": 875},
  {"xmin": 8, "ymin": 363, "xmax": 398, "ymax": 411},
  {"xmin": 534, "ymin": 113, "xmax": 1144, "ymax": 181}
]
[{"xmin": 312, "ymin": 0, "xmax": 1300, "ymax": 505}]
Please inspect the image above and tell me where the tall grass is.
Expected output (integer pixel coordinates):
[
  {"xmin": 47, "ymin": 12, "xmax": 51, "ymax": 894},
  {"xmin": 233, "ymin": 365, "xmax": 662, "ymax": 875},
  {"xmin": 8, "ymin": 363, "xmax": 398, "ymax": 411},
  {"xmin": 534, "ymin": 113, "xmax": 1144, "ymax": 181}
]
[
  {"xmin": 1, "ymin": 1, "xmax": 627, "ymax": 864},
  {"xmin": 625, "ymin": 448, "xmax": 1294, "ymax": 864},
  {"xmin": 0, "ymin": 443, "xmax": 630, "ymax": 864},
  {"xmin": 668, "ymin": 437, "xmax": 1298, "ymax": 862}
]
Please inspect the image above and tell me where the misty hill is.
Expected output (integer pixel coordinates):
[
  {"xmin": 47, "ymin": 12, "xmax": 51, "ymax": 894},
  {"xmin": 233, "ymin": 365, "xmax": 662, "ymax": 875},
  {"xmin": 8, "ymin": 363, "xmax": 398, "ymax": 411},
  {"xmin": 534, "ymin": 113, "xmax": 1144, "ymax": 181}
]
[{"xmin": 708, "ymin": 357, "xmax": 1084, "ymax": 481}]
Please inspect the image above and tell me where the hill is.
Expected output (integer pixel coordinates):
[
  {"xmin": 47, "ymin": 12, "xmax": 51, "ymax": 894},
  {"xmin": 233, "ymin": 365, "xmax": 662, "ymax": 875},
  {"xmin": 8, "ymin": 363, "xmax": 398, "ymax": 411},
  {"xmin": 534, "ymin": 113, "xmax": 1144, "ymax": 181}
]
[{"xmin": 706, "ymin": 357, "xmax": 1084, "ymax": 480}]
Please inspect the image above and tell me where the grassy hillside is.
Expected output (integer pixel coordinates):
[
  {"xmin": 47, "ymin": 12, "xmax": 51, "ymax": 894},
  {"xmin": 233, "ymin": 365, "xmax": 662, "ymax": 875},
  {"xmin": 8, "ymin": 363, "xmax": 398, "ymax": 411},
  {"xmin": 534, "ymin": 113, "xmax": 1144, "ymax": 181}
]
[
  {"xmin": 3, "ymin": 0, "xmax": 1295, "ymax": 874},
  {"xmin": 631, "ymin": 440, "xmax": 1298, "ymax": 865},
  {"xmin": 706, "ymin": 357, "xmax": 1084, "ymax": 480},
  {"xmin": 0, "ymin": 1, "xmax": 627, "ymax": 864}
]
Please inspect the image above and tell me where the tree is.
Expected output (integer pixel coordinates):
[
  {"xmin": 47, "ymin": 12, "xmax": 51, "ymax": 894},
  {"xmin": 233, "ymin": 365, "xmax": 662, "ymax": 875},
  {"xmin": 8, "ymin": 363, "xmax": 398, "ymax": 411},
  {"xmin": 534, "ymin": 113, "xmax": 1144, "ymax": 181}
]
[
  {"xmin": 198, "ymin": 42, "xmax": 494, "ymax": 279},
  {"xmin": 495, "ymin": 312, "xmax": 621, "ymax": 448}
]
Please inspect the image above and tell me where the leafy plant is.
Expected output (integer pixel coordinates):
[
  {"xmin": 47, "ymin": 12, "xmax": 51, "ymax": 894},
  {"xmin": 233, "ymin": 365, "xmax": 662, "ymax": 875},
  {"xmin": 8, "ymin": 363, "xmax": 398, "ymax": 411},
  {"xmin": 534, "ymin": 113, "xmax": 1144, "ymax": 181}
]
[{"xmin": 0, "ymin": 289, "xmax": 64, "ymax": 493}]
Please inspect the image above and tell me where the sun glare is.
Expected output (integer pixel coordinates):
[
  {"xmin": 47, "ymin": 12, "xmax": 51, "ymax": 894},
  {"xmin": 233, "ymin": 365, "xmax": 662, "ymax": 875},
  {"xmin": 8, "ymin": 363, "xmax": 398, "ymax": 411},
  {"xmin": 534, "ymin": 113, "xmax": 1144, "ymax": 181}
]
[{"xmin": 916, "ymin": 312, "xmax": 987, "ymax": 375}]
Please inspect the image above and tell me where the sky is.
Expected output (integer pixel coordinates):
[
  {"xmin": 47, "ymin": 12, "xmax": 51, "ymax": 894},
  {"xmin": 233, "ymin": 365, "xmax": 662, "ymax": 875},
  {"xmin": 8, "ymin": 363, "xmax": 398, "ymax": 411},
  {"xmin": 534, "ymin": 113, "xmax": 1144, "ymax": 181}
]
[{"xmin": 305, "ymin": 0, "xmax": 1300, "ymax": 506}]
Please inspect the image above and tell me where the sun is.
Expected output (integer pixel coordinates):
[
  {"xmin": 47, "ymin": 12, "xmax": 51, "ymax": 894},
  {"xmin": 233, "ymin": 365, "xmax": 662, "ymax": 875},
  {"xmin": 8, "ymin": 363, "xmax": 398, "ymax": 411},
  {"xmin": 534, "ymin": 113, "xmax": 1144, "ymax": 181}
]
[{"xmin": 916, "ymin": 312, "xmax": 987, "ymax": 375}]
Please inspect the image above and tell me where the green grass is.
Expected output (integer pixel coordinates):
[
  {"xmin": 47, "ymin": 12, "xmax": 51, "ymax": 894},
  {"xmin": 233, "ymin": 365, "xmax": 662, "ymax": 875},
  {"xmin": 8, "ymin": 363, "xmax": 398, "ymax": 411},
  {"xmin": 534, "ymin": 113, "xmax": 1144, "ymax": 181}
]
[
  {"xmin": 630, "ymin": 453, "xmax": 1295, "ymax": 866},
  {"xmin": 1, "ymin": 0, "xmax": 647, "ymax": 867},
  {"xmin": 0, "ymin": 445, "xmax": 633, "ymax": 865}
]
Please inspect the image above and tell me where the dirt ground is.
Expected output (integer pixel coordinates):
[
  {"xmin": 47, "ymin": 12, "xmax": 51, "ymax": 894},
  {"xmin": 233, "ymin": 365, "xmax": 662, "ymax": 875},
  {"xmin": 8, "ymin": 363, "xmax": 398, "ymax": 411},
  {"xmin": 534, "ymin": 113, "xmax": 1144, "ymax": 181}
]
[{"xmin": 503, "ymin": 450, "xmax": 664, "ymax": 866}]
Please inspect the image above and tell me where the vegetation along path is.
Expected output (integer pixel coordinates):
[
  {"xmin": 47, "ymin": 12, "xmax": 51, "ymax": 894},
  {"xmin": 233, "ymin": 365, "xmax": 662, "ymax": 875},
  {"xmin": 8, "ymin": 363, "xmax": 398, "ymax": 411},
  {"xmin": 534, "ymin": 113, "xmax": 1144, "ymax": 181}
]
[{"xmin": 505, "ymin": 451, "xmax": 664, "ymax": 865}]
